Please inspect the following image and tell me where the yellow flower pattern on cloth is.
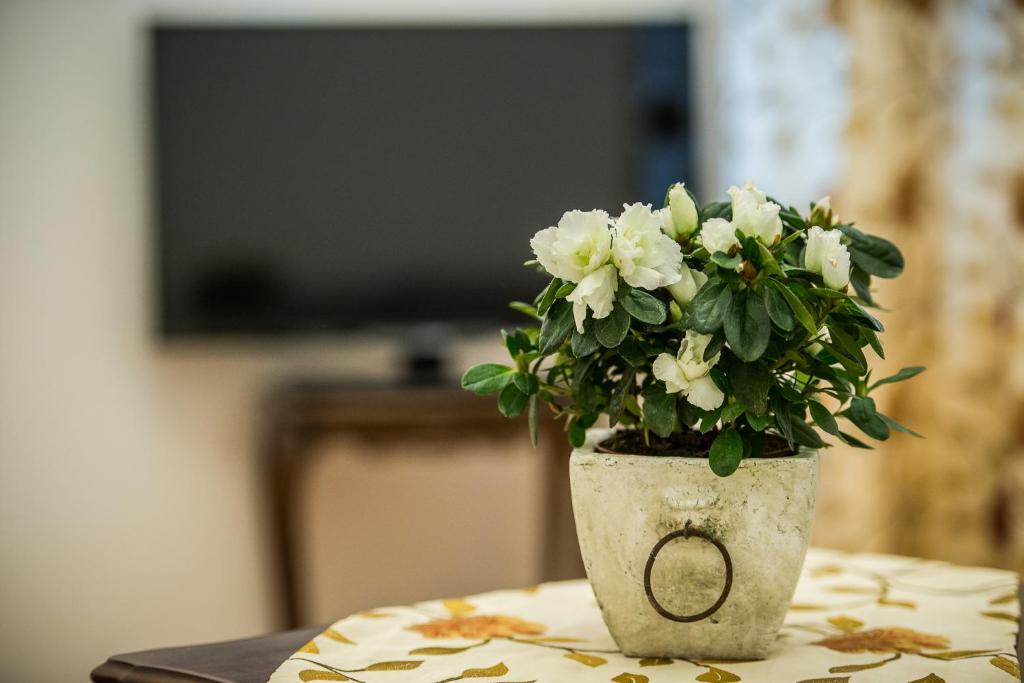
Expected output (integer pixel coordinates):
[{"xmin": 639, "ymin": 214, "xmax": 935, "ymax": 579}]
[{"xmin": 268, "ymin": 548, "xmax": 1020, "ymax": 683}]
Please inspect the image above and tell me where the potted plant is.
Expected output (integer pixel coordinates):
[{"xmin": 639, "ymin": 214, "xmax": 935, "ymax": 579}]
[{"xmin": 461, "ymin": 181, "xmax": 922, "ymax": 659}]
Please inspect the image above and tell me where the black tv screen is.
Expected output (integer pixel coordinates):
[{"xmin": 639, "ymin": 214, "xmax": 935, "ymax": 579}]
[{"xmin": 153, "ymin": 25, "xmax": 695, "ymax": 335}]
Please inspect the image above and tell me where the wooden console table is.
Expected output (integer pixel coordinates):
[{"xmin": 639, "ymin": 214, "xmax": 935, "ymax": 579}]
[{"xmin": 261, "ymin": 380, "xmax": 582, "ymax": 628}]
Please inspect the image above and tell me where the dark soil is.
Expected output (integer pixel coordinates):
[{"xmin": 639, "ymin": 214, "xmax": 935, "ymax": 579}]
[{"xmin": 596, "ymin": 428, "xmax": 797, "ymax": 458}]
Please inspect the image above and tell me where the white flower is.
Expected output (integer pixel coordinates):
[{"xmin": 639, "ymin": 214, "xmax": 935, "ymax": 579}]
[
  {"xmin": 611, "ymin": 203, "xmax": 683, "ymax": 290},
  {"xmin": 729, "ymin": 182, "xmax": 782, "ymax": 244},
  {"xmin": 667, "ymin": 263, "xmax": 708, "ymax": 307},
  {"xmin": 661, "ymin": 182, "xmax": 699, "ymax": 239},
  {"xmin": 700, "ymin": 218, "xmax": 740, "ymax": 255},
  {"xmin": 652, "ymin": 353, "xmax": 690, "ymax": 394},
  {"xmin": 651, "ymin": 330, "xmax": 724, "ymax": 410},
  {"xmin": 805, "ymin": 226, "xmax": 851, "ymax": 289},
  {"xmin": 530, "ymin": 209, "xmax": 612, "ymax": 283},
  {"xmin": 566, "ymin": 264, "xmax": 618, "ymax": 333}
]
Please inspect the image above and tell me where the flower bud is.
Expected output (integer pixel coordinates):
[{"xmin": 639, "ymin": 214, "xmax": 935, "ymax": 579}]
[
  {"xmin": 805, "ymin": 226, "xmax": 851, "ymax": 290},
  {"xmin": 809, "ymin": 196, "xmax": 834, "ymax": 228},
  {"xmin": 667, "ymin": 264, "xmax": 708, "ymax": 307},
  {"xmin": 661, "ymin": 182, "xmax": 699, "ymax": 239}
]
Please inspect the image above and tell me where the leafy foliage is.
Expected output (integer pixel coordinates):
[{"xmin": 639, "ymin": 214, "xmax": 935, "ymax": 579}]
[{"xmin": 462, "ymin": 186, "xmax": 923, "ymax": 475}]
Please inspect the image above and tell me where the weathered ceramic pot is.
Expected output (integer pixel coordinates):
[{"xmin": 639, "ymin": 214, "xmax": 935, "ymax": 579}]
[{"xmin": 570, "ymin": 428, "xmax": 819, "ymax": 660}]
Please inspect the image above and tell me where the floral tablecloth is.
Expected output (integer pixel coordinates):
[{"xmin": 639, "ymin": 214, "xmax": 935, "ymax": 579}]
[{"xmin": 269, "ymin": 548, "xmax": 1020, "ymax": 683}]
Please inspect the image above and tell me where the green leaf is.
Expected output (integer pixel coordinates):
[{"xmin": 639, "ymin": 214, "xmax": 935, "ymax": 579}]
[
  {"xmin": 700, "ymin": 201, "xmax": 731, "ymax": 222},
  {"xmin": 773, "ymin": 394, "xmax": 795, "ymax": 446},
  {"xmin": 779, "ymin": 206, "xmax": 807, "ymax": 231},
  {"xmin": 827, "ymin": 323, "xmax": 867, "ymax": 370},
  {"xmin": 808, "ymin": 400, "xmax": 840, "ymax": 436},
  {"xmin": 838, "ymin": 430, "xmax": 873, "ymax": 449},
  {"xmin": 720, "ymin": 402, "xmax": 746, "ymax": 424},
  {"xmin": 497, "ymin": 384, "xmax": 529, "ymax": 418},
  {"xmin": 870, "ymin": 366, "xmax": 925, "ymax": 391},
  {"xmin": 554, "ymin": 281, "xmax": 576, "ymax": 298},
  {"xmin": 846, "ymin": 396, "xmax": 890, "ymax": 441},
  {"xmin": 568, "ymin": 418, "xmax": 586, "ymax": 448},
  {"xmin": 722, "ymin": 358, "xmax": 770, "ymax": 415},
  {"xmin": 820, "ymin": 341, "xmax": 867, "ymax": 375},
  {"xmin": 862, "ymin": 328, "xmax": 885, "ymax": 359},
  {"xmin": 508, "ymin": 301, "xmax": 540, "ymax": 320},
  {"xmin": 711, "ymin": 251, "xmax": 742, "ymax": 269},
  {"xmin": 724, "ymin": 288, "xmax": 771, "ymax": 362},
  {"xmin": 642, "ymin": 382, "xmax": 678, "ymax": 438},
  {"xmin": 878, "ymin": 413, "xmax": 923, "ymax": 438},
  {"xmin": 678, "ymin": 399, "xmax": 701, "ymax": 428},
  {"xmin": 538, "ymin": 299, "xmax": 575, "ymax": 354},
  {"xmin": 709, "ymin": 366, "xmax": 730, "ymax": 394},
  {"xmin": 535, "ymin": 278, "xmax": 562, "ymax": 316},
  {"xmin": 688, "ymin": 280, "xmax": 733, "ymax": 334},
  {"xmin": 754, "ymin": 241, "xmax": 783, "ymax": 276},
  {"xmin": 745, "ymin": 411, "xmax": 770, "ymax": 431},
  {"xmin": 512, "ymin": 372, "xmax": 539, "ymax": 396},
  {"xmin": 461, "ymin": 364, "xmax": 515, "ymax": 395},
  {"xmin": 850, "ymin": 266, "xmax": 875, "ymax": 306},
  {"xmin": 698, "ymin": 406, "xmax": 723, "ymax": 433},
  {"xmin": 847, "ymin": 237, "xmax": 905, "ymax": 278},
  {"xmin": 846, "ymin": 301, "xmax": 884, "ymax": 332},
  {"xmin": 619, "ymin": 285, "xmax": 667, "ymax": 325},
  {"xmin": 809, "ymin": 287, "xmax": 849, "ymax": 299},
  {"xmin": 790, "ymin": 416, "xmax": 825, "ymax": 449},
  {"xmin": 528, "ymin": 394, "xmax": 539, "ymax": 446},
  {"xmin": 764, "ymin": 283, "xmax": 795, "ymax": 332},
  {"xmin": 608, "ymin": 368, "xmax": 636, "ymax": 427},
  {"xmin": 703, "ymin": 331, "xmax": 727, "ymax": 362},
  {"xmin": 847, "ymin": 233, "xmax": 904, "ymax": 278},
  {"xmin": 571, "ymin": 325, "xmax": 601, "ymax": 358},
  {"xmin": 710, "ymin": 428, "xmax": 743, "ymax": 477},
  {"xmin": 617, "ymin": 337, "xmax": 647, "ymax": 366},
  {"xmin": 594, "ymin": 305, "xmax": 631, "ymax": 348},
  {"xmin": 764, "ymin": 278, "xmax": 817, "ymax": 335}
]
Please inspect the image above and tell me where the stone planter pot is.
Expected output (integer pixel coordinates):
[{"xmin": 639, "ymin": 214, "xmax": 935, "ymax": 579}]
[{"xmin": 569, "ymin": 428, "xmax": 819, "ymax": 660}]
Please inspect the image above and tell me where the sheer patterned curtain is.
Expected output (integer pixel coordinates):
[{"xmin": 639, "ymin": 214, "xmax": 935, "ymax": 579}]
[
  {"xmin": 714, "ymin": 0, "xmax": 848, "ymax": 205},
  {"xmin": 714, "ymin": 0, "xmax": 1024, "ymax": 569}
]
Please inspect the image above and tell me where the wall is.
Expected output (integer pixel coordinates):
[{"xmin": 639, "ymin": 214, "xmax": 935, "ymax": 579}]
[{"xmin": 0, "ymin": 2, "xmax": 398, "ymax": 679}]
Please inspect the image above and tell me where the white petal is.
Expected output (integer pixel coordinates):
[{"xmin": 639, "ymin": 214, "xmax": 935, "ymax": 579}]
[
  {"xmin": 623, "ymin": 265, "xmax": 665, "ymax": 291},
  {"xmin": 529, "ymin": 226, "xmax": 564, "ymax": 278},
  {"xmin": 805, "ymin": 226, "xmax": 843, "ymax": 275},
  {"xmin": 668, "ymin": 264, "xmax": 699, "ymax": 306},
  {"xmin": 612, "ymin": 203, "xmax": 682, "ymax": 290},
  {"xmin": 822, "ymin": 243, "xmax": 851, "ymax": 289},
  {"xmin": 652, "ymin": 353, "xmax": 689, "ymax": 394},
  {"xmin": 700, "ymin": 218, "xmax": 740, "ymax": 255},
  {"xmin": 567, "ymin": 264, "xmax": 618, "ymax": 330},
  {"xmin": 685, "ymin": 374, "xmax": 725, "ymax": 411},
  {"xmin": 571, "ymin": 300, "xmax": 587, "ymax": 334}
]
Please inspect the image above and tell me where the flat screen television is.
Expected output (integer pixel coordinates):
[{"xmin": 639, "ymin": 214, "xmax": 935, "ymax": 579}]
[{"xmin": 153, "ymin": 24, "xmax": 696, "ymax": 337}]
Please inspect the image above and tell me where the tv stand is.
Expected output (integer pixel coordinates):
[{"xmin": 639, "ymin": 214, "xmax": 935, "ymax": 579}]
[{"xmin": 261, "ymin": 379, "xmax": 582, "ymax": 628}]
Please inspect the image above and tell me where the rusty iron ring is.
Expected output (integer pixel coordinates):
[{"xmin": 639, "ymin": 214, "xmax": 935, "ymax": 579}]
[{"xmin": 642, "ymin": 521, "xmax": 733, "ymax": 623}]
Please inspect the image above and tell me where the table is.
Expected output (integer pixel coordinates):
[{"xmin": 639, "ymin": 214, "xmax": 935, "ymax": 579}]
[
  {"xmin": 91, "ymin": 548, "xmax": 1022, "ymax": 683},
  {"xmin": 267, "ymin": 548, "xmax": 1021, "ymax": 683}
]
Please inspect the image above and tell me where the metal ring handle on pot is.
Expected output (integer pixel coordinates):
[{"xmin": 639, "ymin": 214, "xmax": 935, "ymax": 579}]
[{"xmin": 643, "ymin": 521, "xmax": 733, "ymax": 623}]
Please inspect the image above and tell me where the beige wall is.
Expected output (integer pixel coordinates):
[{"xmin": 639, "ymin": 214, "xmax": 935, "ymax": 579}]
[{"xmin": 0, "ymin": 2, "xmax": 402, "ymax": 679}]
